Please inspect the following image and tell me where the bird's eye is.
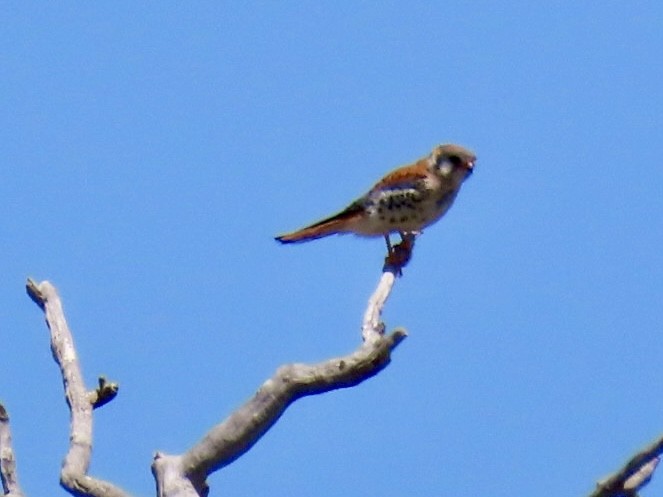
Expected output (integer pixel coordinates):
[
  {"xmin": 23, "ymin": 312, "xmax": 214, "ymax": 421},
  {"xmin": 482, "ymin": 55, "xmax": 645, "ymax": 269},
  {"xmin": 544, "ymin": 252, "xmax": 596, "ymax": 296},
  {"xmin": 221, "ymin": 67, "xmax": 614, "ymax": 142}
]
[{"xmin": 448, "ymin": 155, "xmax": 462, "ymax": 167}]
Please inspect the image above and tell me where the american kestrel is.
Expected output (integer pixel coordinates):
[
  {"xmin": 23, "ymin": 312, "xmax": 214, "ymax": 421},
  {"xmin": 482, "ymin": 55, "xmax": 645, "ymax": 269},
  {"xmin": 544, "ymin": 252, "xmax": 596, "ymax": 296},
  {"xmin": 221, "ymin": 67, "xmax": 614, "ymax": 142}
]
[{"xmin": 275, "ymin": 144, "xmax": 476, "ymax": 264}]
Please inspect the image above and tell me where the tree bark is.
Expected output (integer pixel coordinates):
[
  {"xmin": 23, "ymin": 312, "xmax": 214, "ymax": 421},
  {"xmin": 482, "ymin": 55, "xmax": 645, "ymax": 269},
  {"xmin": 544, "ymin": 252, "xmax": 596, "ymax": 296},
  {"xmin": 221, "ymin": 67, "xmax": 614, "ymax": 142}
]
[{"xmin": 0, "ymin": 404, "xmax": 25, "ymax": 497}]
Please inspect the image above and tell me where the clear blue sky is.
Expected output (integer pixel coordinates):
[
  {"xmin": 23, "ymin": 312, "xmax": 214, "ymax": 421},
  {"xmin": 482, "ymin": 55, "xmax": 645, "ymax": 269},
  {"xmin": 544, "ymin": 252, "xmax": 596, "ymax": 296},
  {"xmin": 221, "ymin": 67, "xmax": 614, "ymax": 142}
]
[{"xmin": 2, "ymin": 2, "xmax": 663, "ymax": 496}]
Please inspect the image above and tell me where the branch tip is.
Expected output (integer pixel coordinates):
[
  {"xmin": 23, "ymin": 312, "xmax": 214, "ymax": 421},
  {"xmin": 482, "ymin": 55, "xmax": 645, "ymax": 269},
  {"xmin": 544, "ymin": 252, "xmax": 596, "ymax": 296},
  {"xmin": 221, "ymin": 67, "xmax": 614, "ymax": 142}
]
[
  {"xmin": 388, "ymin": 327, "xmax": 408, "ymax": 347},
  {"xmin": 26, "ymin": 277, "xmax": 46, "ymax": 308}
]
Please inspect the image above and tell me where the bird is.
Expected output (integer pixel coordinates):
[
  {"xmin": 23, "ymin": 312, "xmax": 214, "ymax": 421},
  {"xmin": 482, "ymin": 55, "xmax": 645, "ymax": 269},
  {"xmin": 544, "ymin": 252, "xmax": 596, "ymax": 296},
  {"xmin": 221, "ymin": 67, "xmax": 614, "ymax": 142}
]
[{"xmin": 275, "ymin": 143, "xmax": 476, "ymax": 261}]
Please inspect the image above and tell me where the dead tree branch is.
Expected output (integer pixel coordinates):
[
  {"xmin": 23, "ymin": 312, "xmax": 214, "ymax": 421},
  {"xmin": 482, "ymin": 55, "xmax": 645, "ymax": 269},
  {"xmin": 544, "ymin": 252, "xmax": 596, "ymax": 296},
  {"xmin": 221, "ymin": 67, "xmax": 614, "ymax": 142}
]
[
  {"xmin": 151, "ymin": 268, "xmax": 407, "ymax": 497},
  {"xmin": 20, "ymin": 266, "xmax": 405, "ymax": 497},
  {"xmin": 5, "ymin": 264, "xmax": 661, "ymax": 497},
  {"xmin": 590, "ymin": 434, "xmax": 663, "ymax": 497},
  {"xmin": 26, "ymin": 279, "xmax": 128, "ymax": 497}
]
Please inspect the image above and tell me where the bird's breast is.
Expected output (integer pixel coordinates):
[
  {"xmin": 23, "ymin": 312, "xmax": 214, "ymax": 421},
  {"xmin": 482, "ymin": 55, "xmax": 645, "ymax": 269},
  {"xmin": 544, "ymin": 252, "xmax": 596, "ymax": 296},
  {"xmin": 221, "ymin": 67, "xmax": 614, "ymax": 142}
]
[{"xmin": 350, "ymin": 183, "xmax": 457, "ymax": 236}]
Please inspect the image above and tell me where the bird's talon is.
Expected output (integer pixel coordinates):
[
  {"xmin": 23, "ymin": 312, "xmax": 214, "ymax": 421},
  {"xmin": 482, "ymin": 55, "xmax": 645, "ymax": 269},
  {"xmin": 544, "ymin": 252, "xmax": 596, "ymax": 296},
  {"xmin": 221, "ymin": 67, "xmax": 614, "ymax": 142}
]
[{"xmin": 384, "ymin": 236, "xmax": 415, "ymax": 275}]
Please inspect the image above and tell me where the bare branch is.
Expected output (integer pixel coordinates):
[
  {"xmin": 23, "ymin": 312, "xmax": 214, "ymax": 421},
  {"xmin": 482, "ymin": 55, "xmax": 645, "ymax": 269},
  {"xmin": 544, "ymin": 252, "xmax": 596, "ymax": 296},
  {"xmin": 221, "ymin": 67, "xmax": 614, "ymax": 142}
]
[
  {"xmin": 26, "ymin": 278, "xmax": 130, "ymax": 497},
  {"xmin": 151, "ymin": 268, "xmax": 407, "ymax": 497},
  {"xmin": 0, "ymin": 403, "xmax": 25, "ymax": 497},
  {"xmin": 363, "ymin": 269, "xmax": 398, "ymax": 343},
  {"xmin": 590, "ymin": 435, "xmax": 663, "ymax": 497}
]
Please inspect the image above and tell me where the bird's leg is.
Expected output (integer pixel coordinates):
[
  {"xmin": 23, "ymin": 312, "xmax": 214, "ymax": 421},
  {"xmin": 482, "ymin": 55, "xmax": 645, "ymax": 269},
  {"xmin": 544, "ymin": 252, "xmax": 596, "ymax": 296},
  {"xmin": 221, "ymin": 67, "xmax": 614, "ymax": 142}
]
[
  {"xmin": 383, "ymin": 232, "xmax": 416, "ymax": 275},
  {"xmin": 384, "ymin": 234, "xmax": 394, "ymax": 255},
  {"xmin": 395, "ymin": 231, "xmax": 416, "ymax": 263},
  {"xmin": 383, "ymin": 234, "xmax": 399, "ymax": 274}
]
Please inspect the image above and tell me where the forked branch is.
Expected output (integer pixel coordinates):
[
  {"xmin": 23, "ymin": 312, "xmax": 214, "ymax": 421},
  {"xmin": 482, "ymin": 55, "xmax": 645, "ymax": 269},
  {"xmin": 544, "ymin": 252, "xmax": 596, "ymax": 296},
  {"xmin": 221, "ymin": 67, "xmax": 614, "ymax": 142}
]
[
  {"xmin": 21, "ymin": 267, "xmax": 406, "ymax": 497},
  {"xmin": 20, "ymin": 265, "xmax": 660, "ymax": 497},
  {"xmin": 152, "ymin": 268, "xmax": 407, "ymax": 497},
  {"xmin": 26, "ymin": 279, "xmax": 128, "ymax": 497}
]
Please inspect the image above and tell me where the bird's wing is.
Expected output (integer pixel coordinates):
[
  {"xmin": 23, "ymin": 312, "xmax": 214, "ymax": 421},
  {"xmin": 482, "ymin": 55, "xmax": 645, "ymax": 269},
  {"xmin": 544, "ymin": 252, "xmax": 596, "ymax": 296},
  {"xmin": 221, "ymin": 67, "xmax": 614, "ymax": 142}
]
[{"xmin": 370, "ymin": 161, "xmax": 429, "ymax": 193}]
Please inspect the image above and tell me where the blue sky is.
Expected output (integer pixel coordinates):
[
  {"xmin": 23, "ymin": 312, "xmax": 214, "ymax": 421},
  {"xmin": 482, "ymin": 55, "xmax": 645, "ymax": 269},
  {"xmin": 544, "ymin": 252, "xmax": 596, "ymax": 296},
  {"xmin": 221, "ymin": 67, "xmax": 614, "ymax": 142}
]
[{"xmin": 2, "ymin": 2, "xmax": 663, "ymax": 496}]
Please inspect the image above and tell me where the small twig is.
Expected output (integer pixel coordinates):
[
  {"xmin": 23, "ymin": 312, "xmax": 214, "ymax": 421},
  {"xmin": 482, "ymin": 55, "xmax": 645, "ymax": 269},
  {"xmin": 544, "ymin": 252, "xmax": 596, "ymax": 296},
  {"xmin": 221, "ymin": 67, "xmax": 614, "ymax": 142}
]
[
  {"xmin": 0, "ymin": 403, "xmax": 25, "ymax": 497},
  {"xmin": 591, "ymin": 434, "xmax": 663, "ymax": 497},
  {"xmin": 27, "ymin": 279, "xmax": 130, "ymax": 497},
  {"xmin": 88, "ymin": 377, "xmax": 120, "ymax": 410},
  {"xmin": 151, "ymin": 266, "xmax": 408, "ymax": 497}
]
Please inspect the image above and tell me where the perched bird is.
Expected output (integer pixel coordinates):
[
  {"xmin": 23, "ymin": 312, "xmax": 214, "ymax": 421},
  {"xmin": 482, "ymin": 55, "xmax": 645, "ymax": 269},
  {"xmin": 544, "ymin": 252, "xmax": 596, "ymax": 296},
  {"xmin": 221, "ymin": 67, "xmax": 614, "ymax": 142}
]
[{"xmin": 275, "ymin": 144, "xmax": 476, "ymax": 257}]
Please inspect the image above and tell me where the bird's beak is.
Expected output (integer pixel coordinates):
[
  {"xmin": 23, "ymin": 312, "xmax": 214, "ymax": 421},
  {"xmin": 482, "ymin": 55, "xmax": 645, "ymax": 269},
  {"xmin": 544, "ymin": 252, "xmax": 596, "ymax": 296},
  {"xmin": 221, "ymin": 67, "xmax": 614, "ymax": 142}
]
[{"xmin": 465, "ymin": 160, "xmax": 475, "ymax": 176}]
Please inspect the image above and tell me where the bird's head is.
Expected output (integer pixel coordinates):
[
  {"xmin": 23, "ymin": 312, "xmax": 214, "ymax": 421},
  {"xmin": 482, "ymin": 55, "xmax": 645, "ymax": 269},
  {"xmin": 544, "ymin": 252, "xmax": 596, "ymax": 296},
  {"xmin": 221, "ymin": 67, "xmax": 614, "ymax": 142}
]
[{"xmin": 429, "ymin": 144, "xmax": 476, "ymax": 181}]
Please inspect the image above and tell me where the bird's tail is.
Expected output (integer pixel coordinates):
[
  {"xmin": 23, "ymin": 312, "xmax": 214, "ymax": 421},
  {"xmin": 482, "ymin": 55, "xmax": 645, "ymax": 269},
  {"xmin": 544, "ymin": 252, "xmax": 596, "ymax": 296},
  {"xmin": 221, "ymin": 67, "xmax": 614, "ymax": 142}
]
[{"xmin": 275, "ymin": 204, "xmax": 363, "ymax": 244}]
